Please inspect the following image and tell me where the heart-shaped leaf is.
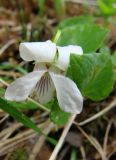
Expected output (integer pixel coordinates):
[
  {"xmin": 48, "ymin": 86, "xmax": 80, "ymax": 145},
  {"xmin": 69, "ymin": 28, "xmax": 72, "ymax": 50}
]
[
  {"xmin": 57, "ymin": 24, "xmax": 109, "ymax": 53},
  {"xmin": 67, "ymin": 53, "xmax": 114, "ymax": 101},
  {"xmin": 57, "ymin": 15, "xmax": 94, "ymax": 29}
]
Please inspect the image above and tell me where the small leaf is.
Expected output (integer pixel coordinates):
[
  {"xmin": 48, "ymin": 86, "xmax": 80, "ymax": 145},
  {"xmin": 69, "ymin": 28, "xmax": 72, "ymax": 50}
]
[
  {"xmin": 67, "ymin": 53, "xmax": 114, "ymax": 101},
  {"xmin": 50, "ymin": 100, "xmax": 70, "ymax": 125},
  {"xmin": 57, "ymin": 24, "xmax": 109, "ymax": 53}
]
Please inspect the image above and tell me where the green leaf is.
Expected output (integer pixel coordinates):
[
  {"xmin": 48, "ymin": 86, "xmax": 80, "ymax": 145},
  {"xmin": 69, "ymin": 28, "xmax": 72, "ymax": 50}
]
[
  {"xmin": 0, "ymin": 88, "xmax": 38, "ymax": 110},
  {"xmin": 50, "ymin": 100, "xmax": 70, "ymax": 125},
  {"xmin": 0, "ymin": 88, "xmax": 52, "ymax": 111},
  {"xmin": 111, "ymin": 52, "xmax": 116, "ymax": 81},
  {"xmin": 0, "ymin": 97, "xmax": 42, "ymax": 132},
  {"xmin": 0, "ymin": 62, "xmax": 27, "ymax": 74},
  {"xmin": 100, "ymin": 45, "xmax": 111, "ymax": 55},
  {"xmin": 57, "ymin": 24, "xmax": 109, "ymax": 53},
  {"xmin": 111, "ymin": 52, "xmax": 116, "ymax": 66},
  {"xmin": 44, "ymin": 99, "xmax": 55, "ymax": 110},
  {"xmin": 67, "ymin": 53, "xmax": 114, "ymax": 101},
  {"xmin": 70, "ymin": 148, "xmax": 77, "ymax": 160},
  {"xmin": 0, "ymin": 88, "xmax": 5, "ymax": 97},
  {"xmin": 54, "ymin": 0, "xmax": 65, "ymax": 17},
  {"xmin": 98, "ymin": 0, "xmax": 116, "ymax": 16},
  {"xmin": 0, "ymin": 97, "xmax": 57, "ymax": 145},
  {"xmin": 57, "ymin": 15, "xmax": 94, "ymax": 29},
  {"xmin": 8, "ymin": 100, "xmax": 39, "ymax": 110},
  {"xmin": 38, "ymin": 0, "xmax": 46, "ymax": 15}
]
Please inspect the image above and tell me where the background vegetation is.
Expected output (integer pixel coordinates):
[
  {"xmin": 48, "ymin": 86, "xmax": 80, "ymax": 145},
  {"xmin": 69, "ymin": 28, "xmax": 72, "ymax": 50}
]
[{"xmin": 0, "ymin": 0, "xmax": 116, "ymax": 160}]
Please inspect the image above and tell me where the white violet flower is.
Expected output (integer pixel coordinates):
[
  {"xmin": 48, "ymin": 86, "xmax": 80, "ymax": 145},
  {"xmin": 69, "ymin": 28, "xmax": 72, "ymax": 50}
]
[{"xmin": 5, "ymin": 40, "xmax": 83, "ymax": 114}]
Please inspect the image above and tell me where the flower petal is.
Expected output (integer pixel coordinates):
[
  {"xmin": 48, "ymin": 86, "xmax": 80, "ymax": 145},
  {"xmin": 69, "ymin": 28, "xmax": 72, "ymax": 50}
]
[
  {"xmin": 50, "ymin": 73, "xmax": 83, "ymax": 114},
  {"xmin": 5, "ymin": 71, "xmax": 45, "ymax": 101},
  {"xmin": 34, "ymin": 73, "xmax": 55, "ymax": 104},
  {"xmin": 57, "ymin": 45, "xmax": 83, "ymax": 70},
  {"xmin": 19, "ymin": 40, "xmax": 56, "ymax": 62}
]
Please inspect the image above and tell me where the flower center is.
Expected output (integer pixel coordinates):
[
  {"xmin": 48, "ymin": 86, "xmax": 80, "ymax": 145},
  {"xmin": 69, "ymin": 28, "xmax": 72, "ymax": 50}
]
[
  {"xmin": 34, "ymin": 62, "xmax": 65, "ymax": 75},
  {"xmin": 35, "ymin": 72, "xmax": 51, "ymax": 96}
]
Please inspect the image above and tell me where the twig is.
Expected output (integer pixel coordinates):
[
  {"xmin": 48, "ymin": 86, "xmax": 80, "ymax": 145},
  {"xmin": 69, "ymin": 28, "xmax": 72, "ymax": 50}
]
[
  {"xmin": 29, "ymin": 120, "xmax": 54, "ymax": 160},
  {"xmin": 0, "ymin": 111, "xmax": 6, "ymax": 118},
  {"xmin": 0, "ymin": 123, "xmax": 22, "ymax": 139},
  {"xmin": 0, "ymin": 78, "xmax": 9, "ymax": 86},
  {"xmin": 28, "ymin": 97, "xmax": 50, "ymax": 112},
  {"xmin": 74, "ymin": 122, "xmax": 107, "ymax": 160},
  {"xmin": 0, "ymin": 132, "xmax": 37, "ymax": 156},
  {"xmin": 0, "ymin": 122, "xmax": 47, "ymax": 156},
  {"xmin": 78, "ymin": 99, "xmax": 116, "ymax": 126},
  {"xmin": 49, "ymin": 114, "xmax": 76, "ymax": 160},
  {"xmin": 0, "ymin": 114, "xmax": 9, "ymax": 124},
  {"xmin": 0, "ymin": 20, "xmax": 15, "ymax": 27},
  {"xmin": 65, "ymin": 0, "xmax": 98, "ymax": 6},
  {"xmin": 107, "ymin": 140, "xmax": 116, "ymax": 159},
  {"xmin": 0, "ymin": 70, "xmax": 22, "ymax": 78},
  {"xmin": 0, "ymin": 39, "xmax": 17, "ymax": 55},
  {"xmin": 80, "ymin": 145, "xmax": 86, "ymax": 160},
  {"xmin": 0, "ymin": 7, "xmax": 14, "ymax": 14},
  {"xmin": 103, "ymin": 121, "xmax": 112, "ymax": 156},
  {"xmin": 0, "ymin": 113, "xmax": 47, "ymax": 139},
  {"xmin": 58, "ymin": 145, "xmax": 70, "ymax": 160}
]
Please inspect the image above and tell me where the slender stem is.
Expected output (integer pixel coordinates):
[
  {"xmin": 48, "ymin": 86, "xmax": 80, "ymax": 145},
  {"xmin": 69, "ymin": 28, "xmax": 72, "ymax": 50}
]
[
  {"xmin": 103, "ymin": 121, "xmax": 112, "ymax": 155},
  {"xmin": 0, "ymin": 78, "xmax": 9, "ymax": 86},
  {"xmin": 28, "ymin": 97, "xmax": 50, "ymax": 112},
  {"xmin": 53, "ymin": 30, "xmax": 61, "ymax": 43},
  {"xmin": 0, "ymin": 39, "xmax": 16, "ymax": 55},
  {"xmin": 78, "ymin": 99, "xmax": 116, "ymax": 126},
  {"xmin": 49, "ymin": 114, "xmax": 76, "ymax": 160},
  {"xmin": 80, "ymin": 146, "xmax": 86, "ymax": 160}
]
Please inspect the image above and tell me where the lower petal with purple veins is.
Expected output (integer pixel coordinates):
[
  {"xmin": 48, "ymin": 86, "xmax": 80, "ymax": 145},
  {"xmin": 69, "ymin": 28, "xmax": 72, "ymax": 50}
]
[{"xmin": 32, "ymin": 72, "xmax": 55, "ymax": 104}]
